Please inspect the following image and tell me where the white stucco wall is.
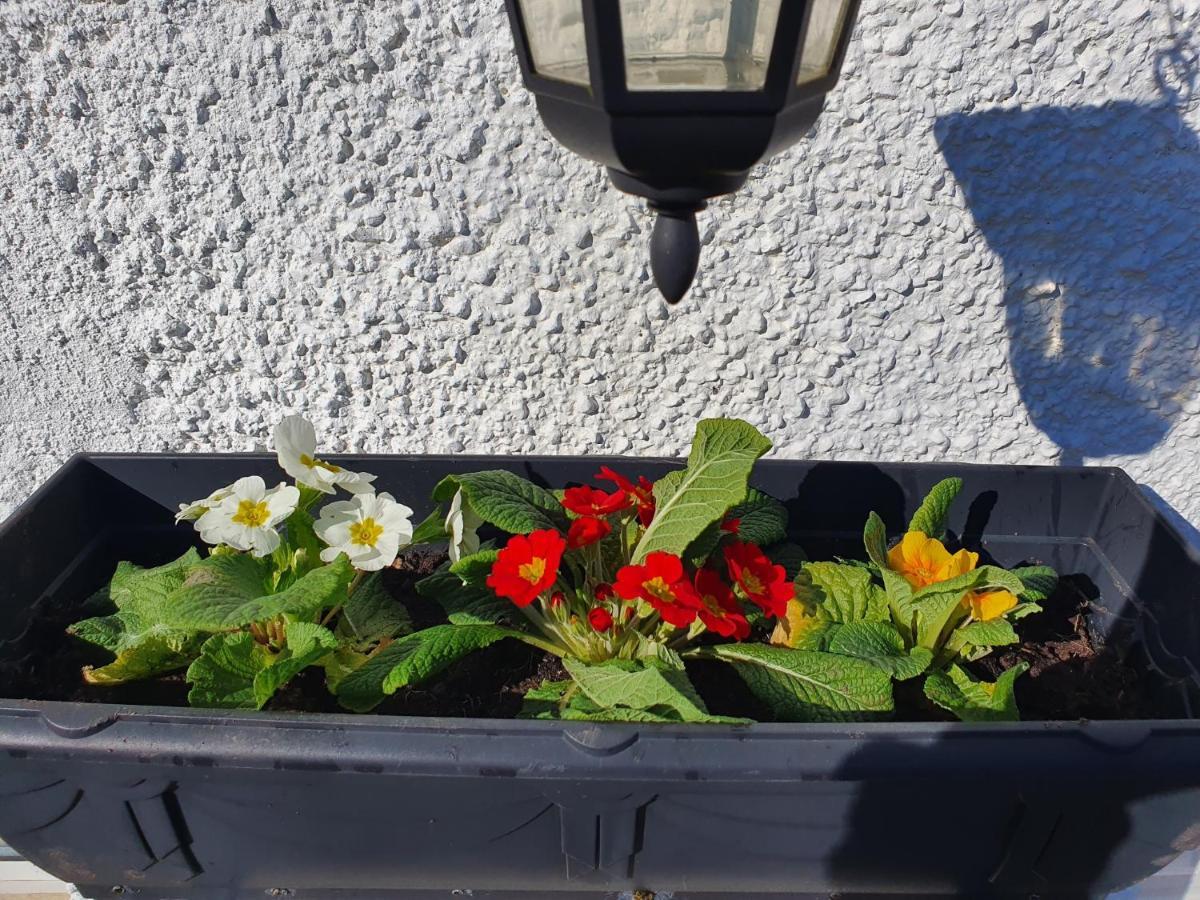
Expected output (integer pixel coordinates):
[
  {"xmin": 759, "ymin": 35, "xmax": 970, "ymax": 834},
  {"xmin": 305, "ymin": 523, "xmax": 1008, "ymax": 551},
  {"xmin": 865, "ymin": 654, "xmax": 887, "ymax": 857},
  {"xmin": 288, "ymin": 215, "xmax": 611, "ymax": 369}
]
[{"xmin": 1, "ymin": 0, "xmax": 1199, "ymax": 526}]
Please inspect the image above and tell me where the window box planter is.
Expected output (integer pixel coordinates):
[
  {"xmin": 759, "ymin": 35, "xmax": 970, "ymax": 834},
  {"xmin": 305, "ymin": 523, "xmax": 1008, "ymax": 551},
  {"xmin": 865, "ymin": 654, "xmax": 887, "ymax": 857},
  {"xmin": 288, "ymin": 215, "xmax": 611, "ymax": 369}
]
[{"xmin": 2, "ymin": 453, "xmax": 1199, "ymax": 898}]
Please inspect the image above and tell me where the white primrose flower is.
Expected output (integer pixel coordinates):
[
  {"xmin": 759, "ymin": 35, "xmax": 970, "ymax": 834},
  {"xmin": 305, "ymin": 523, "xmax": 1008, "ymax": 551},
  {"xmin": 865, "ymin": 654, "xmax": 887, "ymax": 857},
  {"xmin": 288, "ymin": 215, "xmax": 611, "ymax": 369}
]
[
  {"xmin": 176, "ymin": 485, "xmax": 234, "ymax": 522},
  {"xmin": 445, "ymin": 488, "xmax": 483, "ymax": 564},
  {"xmin": 273, "ymin": 415, "xmax": 377, "ymax": 495},
  {"xmin": 195, "ymin": 476, "xmax": 301, "ymax": 557},
  {"xmin": 314, "ymin": 492, "xmax": 414, "ymax": 572}
]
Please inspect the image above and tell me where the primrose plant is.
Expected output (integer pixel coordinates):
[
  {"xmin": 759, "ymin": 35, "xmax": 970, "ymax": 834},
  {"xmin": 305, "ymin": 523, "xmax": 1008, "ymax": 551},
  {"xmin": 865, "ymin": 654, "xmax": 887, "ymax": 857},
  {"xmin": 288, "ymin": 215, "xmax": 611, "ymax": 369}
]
[
  {"xmin": 69, "ymin": 416, "xmax": 418, "ymax": 709},
  {"xmin": 771, "ymin": 477, "xmax": 1057, "ymax": 721},
  {"xmin": 336, "ymin": 419, "xmax": 904, "ymax": 723}
]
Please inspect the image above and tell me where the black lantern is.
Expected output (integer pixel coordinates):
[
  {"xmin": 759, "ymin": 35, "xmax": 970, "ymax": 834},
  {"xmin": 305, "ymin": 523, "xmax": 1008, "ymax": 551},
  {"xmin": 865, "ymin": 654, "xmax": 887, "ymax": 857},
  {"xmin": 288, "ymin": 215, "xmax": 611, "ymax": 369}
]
[{"xmin": 504, "ymin": 0, "xmax": 860, "ymax": 302}]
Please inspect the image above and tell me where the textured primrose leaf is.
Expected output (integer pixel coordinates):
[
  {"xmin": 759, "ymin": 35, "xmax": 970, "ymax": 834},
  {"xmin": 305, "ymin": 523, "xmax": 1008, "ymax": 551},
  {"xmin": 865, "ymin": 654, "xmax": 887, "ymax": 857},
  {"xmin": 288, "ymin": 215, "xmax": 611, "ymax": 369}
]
[
  {"xmin": 107, "ymin": 548, "xmax": 203, "ymax": 613},
  {"xmin": 705, "ymin": 644, "xmax": 894, "ymax": 722},
  {"xmin": 901, "ymin": 566, "xmax": 1026, "ymax": 650},
  {"xmin": 282, "ymin": 509, "xmax": 323, "ymax": 581},
  {"xmin": 908, "ymin": 477, "xmax": 963, "ymax": 539},
  {"xmin": 340, "ymin": 572, "xmax": 412, "ymax": 647},
  {"xmin": 410, "ymin": 507, "xmax": 449, "ymax": 545},
  {"xmin": 957, "ymin": 618, "xmax": 1020, "ymax": 648},
  {"xmin": 186, "ymin": 632, "xmax": 266, "ymax": 709},
  {"xmin": 1012, "ymin": 565, "xmax": 1059, "ymax": 603},
  {"xmin": 519, "ymin": 678, "xmax": 747, "ymax": 723},
  {"xmin": 685, "ymin": 489, "xmax": 790, "ymax": 563},
  {"xmin": 449, "ymin": 548, "xmax": 500, "ymax": 587},
  {"xmin": 562, "ymin": 657, "xmax": 728, "ymax": 723},
  {"xmin": 251, "ymin": 622, "xmax": 340, "ymax": 708},
  {"xmin": 770, "ymin": 586, "xmax": 835, "ymax": 651},
  {"xmin": 334, "ymin": 623, "xmax": 525, "ymax": 712},
  {"xmin": 633, "ymin": 419, "xmax": 772, "ymax": 563},
  {"xmin": 924, "ymin": 662, "xmax": 1028, "ymax": 722},
  {"xmin": 165, "ymin": 554, "xmax": 354, "ymax": 631},
  {"xmin": 765, "ymin": 541, "xmax": 808, "ymax": 581},
  {"xmin": 804, "ymin": 561, "xmax": 889, "ymax": 624},
  {"xmin": 81, "ymin": 629, "xmax": 206, "ymax": 686},
  {"xmin": 416, "ymin": 563, "xmax": 522, "ymax": 627},
  {"xmin": 70, "ymin": 549, "xmax": 206, "ymax": 684},
  {"xmin": 863, "ymin": 511, "xmax": 890, "ymax": 570},
  {"xmin": 827, "ymin": 621, "xmax": 933, "ymax": 681},
  {"xmin": 431, "ymin": 470, "xmax": 567, "ymax": 534}
]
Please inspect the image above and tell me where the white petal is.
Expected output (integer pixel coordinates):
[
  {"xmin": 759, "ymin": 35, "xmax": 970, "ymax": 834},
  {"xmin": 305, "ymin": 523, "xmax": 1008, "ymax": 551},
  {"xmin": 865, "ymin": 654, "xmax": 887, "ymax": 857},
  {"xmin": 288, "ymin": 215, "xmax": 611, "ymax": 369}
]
[
  {"xmin": 248, "ymin": 527, "xmax": 281, "ymax": 557},
  {"xmin": 264, "ymin": 484, "xmax": 300, "ymax": 523},
  {"xmin": 274, "ymin": 415, "xmax": 317, "ymax": 460},
  {"xmin": 230, "ymin": 475, "xmax": 267, "ymax": 502}
]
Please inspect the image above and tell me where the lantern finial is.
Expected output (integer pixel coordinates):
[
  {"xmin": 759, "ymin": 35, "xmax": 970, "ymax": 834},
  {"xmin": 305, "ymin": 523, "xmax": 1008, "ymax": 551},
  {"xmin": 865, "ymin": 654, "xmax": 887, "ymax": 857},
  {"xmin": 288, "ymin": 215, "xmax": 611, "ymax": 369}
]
[{"xmin": 649, "ymin": 202, "xmax": 704, "ymax": 304}]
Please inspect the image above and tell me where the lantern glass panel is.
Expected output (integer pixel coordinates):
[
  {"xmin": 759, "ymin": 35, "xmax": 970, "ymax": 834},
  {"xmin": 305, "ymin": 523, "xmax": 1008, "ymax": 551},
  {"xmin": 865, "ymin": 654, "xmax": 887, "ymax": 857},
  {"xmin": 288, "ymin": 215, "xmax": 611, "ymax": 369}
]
[
  {"xmin": 796, "ymin": 0, "xmax": 851, "ymax": 85},
  {"xmin": 519, "ymin": 0, "xmax": 590, "ymax": 87},
  {"xmin": 619, "ymin": 0, "xmax": 783, "ymax": 92}
]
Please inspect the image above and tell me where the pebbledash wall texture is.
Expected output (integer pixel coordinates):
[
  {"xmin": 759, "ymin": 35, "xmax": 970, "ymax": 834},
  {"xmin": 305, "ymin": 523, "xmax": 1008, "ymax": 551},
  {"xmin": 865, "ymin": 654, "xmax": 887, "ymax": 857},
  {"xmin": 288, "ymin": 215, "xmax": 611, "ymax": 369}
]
[{"xmin": 2, "ymin": 0, "xmax": 1200, "ymax": 525}]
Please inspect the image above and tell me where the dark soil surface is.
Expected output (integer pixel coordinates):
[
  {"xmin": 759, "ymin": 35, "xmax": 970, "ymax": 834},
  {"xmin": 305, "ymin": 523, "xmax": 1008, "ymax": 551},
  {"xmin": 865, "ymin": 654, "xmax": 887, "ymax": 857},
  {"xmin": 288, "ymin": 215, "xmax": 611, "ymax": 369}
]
[
  {"xmin": 0, "ymin": 550, "xmax": 1182, "ymax": 723},
  {"xmin": 971, "ymin": 573, "xmax": 1175, "ymax": 721}
]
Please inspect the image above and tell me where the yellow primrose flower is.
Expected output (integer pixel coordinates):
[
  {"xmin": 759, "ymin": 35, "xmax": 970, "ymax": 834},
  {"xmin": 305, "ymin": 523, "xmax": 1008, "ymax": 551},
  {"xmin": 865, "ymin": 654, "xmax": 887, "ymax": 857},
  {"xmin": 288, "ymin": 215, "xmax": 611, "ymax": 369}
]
[
  {"xmin": 968, "ymin": 590, "xmax": 1020, "ymax": 622},
  {"xmin": 887, "ymin": 531, "xmax": 979, "ymax": 589}
]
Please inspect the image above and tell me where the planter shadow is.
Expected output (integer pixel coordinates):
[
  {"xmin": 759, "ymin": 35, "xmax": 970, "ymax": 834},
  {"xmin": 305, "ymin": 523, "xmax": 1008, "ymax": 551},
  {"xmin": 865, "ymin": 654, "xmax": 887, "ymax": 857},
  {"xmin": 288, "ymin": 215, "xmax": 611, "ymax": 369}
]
[
  {"xmin": 2, "ymin": 454, "xmax": 1200, "ymax": 897},
  {"xmin": 937, "ymin": 101, "xmax": 1200, "ymax": 464}
]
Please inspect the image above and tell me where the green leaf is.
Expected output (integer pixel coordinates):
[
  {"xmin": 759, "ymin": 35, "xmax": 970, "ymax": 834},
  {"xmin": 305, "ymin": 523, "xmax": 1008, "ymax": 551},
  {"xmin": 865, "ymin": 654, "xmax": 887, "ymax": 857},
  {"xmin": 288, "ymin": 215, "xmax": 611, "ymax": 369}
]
[
  {"xmin": 449, "ymin": 549, "xmax": 500, "ymax": 587},
  {"xmin": 562, "ymin": 657, "xmax": 727, "ymax": 723},
  {"xmin": 803, "ymin": 561, "xmax": 889, "ymax": 624},
  {"xmin": 827, "ymin": 622, "xmax": 933, "ymax": 680},
  {"xmin": 880, "ymin": 568, "xmax": 917, "ymax": 644},
  {"xmin": 519, "ymin": 680, "xmax": 736, "ymax": 722},
  {"xmin": 770, "ymin": 593, "xmax": 835, "ymax": 650},
  {"xmin": 1013, "ymin": 565, "xmax": 1058, "ymax": 603},
  {"xmin": 957, "ymin": 618, "xmax": 1020, "ymax": 648},
  {"xmin": 633, "ymin": 418, "xmax": 772, "ymax": 563},
  {"xmin": 165, "ymin": 554, "xmax": 354, "ymax": 631},
  {"xmin": 108, "ymin": 548, "xmax": 203, "ymax": 614},
  {"xmin": 334, "ymin": 623, "xmax": 524, "ymax": 712},
  {"xmin": 908, "ymin": 477, "xmax": 963, "ymax": 539},
  {"xmin": 416, "ymin": 564, "xmax": 521, "ymax": 627},
  {"xmin": 281, "ymin": 509, "xmax": 323, "ymax": 580},
  {"xmin": 521, "ymin": 678, "xmax": 746, "ymax": 723},
  {"xmin": 764, "ymin": 542, "xmax": 808, "ymax": 580},
  {"xmin": 340, "ymin": 572, "xmax": 412, "ymax": 647},
  {"xmin": 81, "ymin": 630, "xmax": 206, "ymax": 686},
  {"xmin": 902, "ymin": 566, "xmax": 1026, "ymax": 651},
  {"xmin": 186, "ymin": 632, "xmax": 267, "ymax": 709},
  {"xmin": 410, "ymin": 507, "xmax": 449, "ymax": 545},
  {"xmin": 70, "ymin": 549, "xmax": 206, "ymax": 685},
  {"xmin": 924, "ymin": 662, "xmax": 1028, "ymax": 722},
  {"xmin": 863, "ymin": 512, "xmax": 890, "ymax": 570},
  {"xmin": 702, "ymin": 644, "xmax": 894, "ymax": 722},
  {"xmin": 685, "ymin": 490, "xmax": 790, "ymax": 565},
  {"xmin": 1008, "ymin": 601, "xmax": 1042, "ymax": 621},
  {"xmin": 431, "ymin": 470, "xmax": 567, "ymax": 534},
  {"xmin": 252, "ymin": 622, "xmax": 340, "ymax": 707}
]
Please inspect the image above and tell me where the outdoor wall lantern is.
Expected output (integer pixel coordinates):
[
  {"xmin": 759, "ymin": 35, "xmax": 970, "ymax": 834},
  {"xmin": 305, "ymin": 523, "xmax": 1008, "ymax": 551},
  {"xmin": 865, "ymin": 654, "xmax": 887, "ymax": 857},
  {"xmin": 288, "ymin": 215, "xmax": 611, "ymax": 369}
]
[{"xmin": 504, "ymin": 0, "xmax": 860, "ymax": 302}]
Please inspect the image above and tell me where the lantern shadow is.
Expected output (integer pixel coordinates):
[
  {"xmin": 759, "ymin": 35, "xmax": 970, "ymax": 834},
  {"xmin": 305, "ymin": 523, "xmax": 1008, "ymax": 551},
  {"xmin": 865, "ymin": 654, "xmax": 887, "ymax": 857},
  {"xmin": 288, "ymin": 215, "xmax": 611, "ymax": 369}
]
[{"xmin": 935, "ymin": 101, "xmax": 1200, "ymax": 463}]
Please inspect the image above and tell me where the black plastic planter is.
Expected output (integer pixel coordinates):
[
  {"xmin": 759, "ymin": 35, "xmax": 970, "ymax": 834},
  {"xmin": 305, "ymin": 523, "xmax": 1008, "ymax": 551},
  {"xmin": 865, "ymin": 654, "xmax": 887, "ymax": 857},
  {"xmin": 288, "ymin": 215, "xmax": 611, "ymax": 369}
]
[{"xmin": 3, "ymin": 453, "xmax": 1200, "ymax": 899}]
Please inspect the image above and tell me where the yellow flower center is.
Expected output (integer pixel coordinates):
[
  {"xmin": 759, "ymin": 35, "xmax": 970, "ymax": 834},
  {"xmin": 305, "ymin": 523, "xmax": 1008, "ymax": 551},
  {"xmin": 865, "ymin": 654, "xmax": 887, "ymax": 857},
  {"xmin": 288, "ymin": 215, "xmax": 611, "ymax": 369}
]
[
  {"xmin": 518, "ymin": 556, "xmax": 547, "ymax": 585},
  {"xmin": 740, "ymin": 571, "xmax": 765, "ymax": 595},
  {"xmin": 231, "ymin": 499, "xmax": 271, "ymax": 528},
  {"xmin": 300, "ymin": 453, "xmax": 342, "ymax": 473},
  {"xmin": 642, "ymin": 576, "xmax": 676, "ymax": 604},
  {"xmin": 699, "ymin": 592, "xmax": 723, "ymax": 616},
  {"xmin": 349, "ymin": 518, "xmax": 385, "ymax": 547}
]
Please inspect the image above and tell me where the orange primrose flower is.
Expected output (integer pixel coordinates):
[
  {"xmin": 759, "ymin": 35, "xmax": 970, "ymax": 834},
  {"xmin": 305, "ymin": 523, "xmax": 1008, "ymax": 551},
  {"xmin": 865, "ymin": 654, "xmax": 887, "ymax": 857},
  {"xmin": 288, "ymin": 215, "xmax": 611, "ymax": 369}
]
[{"xmin": 887, "ymin": 531, "xmax": 979, "ymax": 590}]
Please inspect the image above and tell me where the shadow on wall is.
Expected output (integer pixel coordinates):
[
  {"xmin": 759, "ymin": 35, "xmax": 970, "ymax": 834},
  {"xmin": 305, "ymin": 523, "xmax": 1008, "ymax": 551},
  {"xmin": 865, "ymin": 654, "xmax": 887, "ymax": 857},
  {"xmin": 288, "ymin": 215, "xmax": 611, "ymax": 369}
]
[{"xmin": 936, "ymin": 100, "xmax": 1200, "ymax": 465}]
